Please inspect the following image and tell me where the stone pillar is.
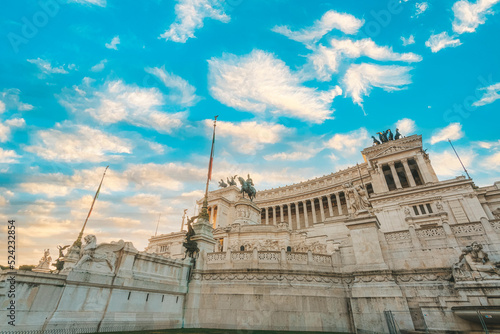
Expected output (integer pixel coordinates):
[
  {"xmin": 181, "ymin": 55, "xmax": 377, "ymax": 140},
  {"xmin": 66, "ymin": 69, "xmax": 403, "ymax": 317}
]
[
  {"xmin": 480, "ymin": 217, "xmax": 500, "ymax": 245},
  {"xmin": 327, "ymin": 195, "xmax": 334, "ymax": 217},
  {"xmin": 336, "ymin": 193, "xmax": 343, "ymax": 215},
  {"xmin": 442, "ymin": 221, "xmax": 459, "ymax": 248},
  {"xmin": 415, "ymin": 153, "xmax": 432, "ymax": 184},
  {"xmin": 388, "ymin": 162, "xmax": 402, "ymax": 189},
  {"xmin": 319, "ymin": 197, "xmax": 326, "ymax": 222},
  {"xmin": 302, "ymin": 201, "xmax": 309, "ymax": 227},
  {"xmin": 209, "ymin": 206, "xmax": 214, "ymax": 226},
  {"xmin": 272, "ymin": 206, "xmax": 277, "ymax": 225},
  {"xmin": 408, "ymin": 224, "xmax": 421, "ymax": 249},
  {"xmin": 287, "ymin": 204, "xmax": 293, "ymax": 229},
  {"xmin": 295, "ymin": 202, "xmax": 301, "ymax": 229},
  {"xmin": 311, "ymin": 199, "xmax": 318, "ymax": 225},
  {"xmin": 265, "ymin": 207, "xmax": 269, "ymax": 225},
  {"xmin": 345, "ymin": 216, "xmax": 388, "ymax": 270},
  {"xmin": 280, "ymin": 204, "xmax": 284, "ymax": 223},
  {"xmin": 401, "ymin": 158, "xmax": 416, "ymax": 187}
]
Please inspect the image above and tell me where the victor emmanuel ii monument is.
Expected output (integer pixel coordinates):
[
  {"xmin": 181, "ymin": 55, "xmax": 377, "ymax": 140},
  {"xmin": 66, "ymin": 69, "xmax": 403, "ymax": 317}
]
[{"xmin": 1, "ymin": 129, "xmax": 500, "ymax": 333}]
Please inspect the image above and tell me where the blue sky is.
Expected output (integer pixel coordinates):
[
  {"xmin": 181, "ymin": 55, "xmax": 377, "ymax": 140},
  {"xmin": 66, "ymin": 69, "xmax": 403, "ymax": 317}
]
[{"xmin": 1, "ymin": 0, "xmax": 499, "ymax": 266}]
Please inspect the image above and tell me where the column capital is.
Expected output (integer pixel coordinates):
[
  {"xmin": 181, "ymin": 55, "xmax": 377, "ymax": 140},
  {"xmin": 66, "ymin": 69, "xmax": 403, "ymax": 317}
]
[{"xmin": 387, "ymin": 161, "xmax": 395, "ymax": 166}]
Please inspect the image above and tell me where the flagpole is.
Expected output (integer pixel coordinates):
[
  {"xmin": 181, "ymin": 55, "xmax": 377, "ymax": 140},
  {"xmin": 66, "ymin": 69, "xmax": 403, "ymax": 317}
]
[
  {"xmin": 72, "ymin": 165, "xmax": 109, "ymax": 248},
  {"xmin": 199, "ymin": 116, "xmax": 218, "ymax": 221},
  {"xmin": 448, "ymin": 139, "xmax": 471, "ymax": 179}
]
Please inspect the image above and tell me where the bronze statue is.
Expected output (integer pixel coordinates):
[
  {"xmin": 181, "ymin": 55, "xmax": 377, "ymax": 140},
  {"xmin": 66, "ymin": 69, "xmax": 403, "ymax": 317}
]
[
  {"xmin": 238, "ymin": 175, "xmax": 256, "ymax": 201},
  {"xmin": 371, "ymin": 136, "xmax": 381, "ymax": 145},
  {"xmin": 219, "ymin": 179, "xmax": 228, "ymax": 188},
  {"xmin": 395, "ymin": 128, "xmax": 402, "ymax": 140},
  {"xmin": 227, "ymin": 175, "xmax": 237, "ymax": 186},
  {"xmin": 387, "ymin": 129, "xmax": 394, "ymax": 140},
  {"xmin": 183, "ymin": 216, "xmax": 199, "ymax": 258},
  {"xmin": 52, "ymin": 245, "xmax": 70, "ymax": 272}
]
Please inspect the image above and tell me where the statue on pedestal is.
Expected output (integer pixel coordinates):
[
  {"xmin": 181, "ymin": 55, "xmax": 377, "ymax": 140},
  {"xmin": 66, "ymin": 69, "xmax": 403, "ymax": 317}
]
[
  {"xmin": 343, "ymin": 182, "xmax": 371, "ymax": 215},
  {"xmin": 238, "ymin": 175, "xmax": 256, "ymax": 201},
  {"xmin": 183, "ymin": 216, "xmax": 199, "ymax": 258},
  {"xmin": 452, "ymin": 242, "xmax": 500, "ymax": 281}
]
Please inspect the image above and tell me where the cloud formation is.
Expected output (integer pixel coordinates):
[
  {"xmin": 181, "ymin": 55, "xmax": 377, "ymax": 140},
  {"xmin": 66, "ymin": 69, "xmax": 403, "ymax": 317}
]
[
  {"xmin": 27, "ymin": 58, "xmax": 73, "ymax": 74},
  {"xmin": 105, "ymin": 36, "xmax": 120, "ymax": 50},
  {"xmin": 452, "ymin": 0, "xmax": 500, "ymax": 34},
  {"xmin": 343, "ymin": 63, "xmax": 413, "ymax": 107},
  {"xmin": 208, "ymin": 120, "xmax": 290, "ymax": 154},
  {"xmin": 59, "ymin": 78, "xmax": 186, "ymax": 133},
  {"xmin": 303, "ymin": 38, "xmax": 421, "ymax": 82},
  {"xmin": 160, "ymin": 0, "xmax": 229, "ymax": 43},
  {"xmin": 208, "ymin": 50, "xmax": 342, "ymax": 123},
  {"xmin": 430, "ymin": 123, "xmax": 464, "ymax": 144},
  {"xmin": 425, "ymin": 32, "xmax": 462, "ymax": 52},
  {"xmin": 272, "ymin": 10, "xmax": 364, "ymax": 46},
  {"xmin": 25, "ymin": 123, "xmax": 132, "ymax": 162},
  {"xmin": 473, "ymin": 82, "xmax": 500, "ymax": 106},
  {"xmin": 146, "ymin": 66, "xmax": 200, "ymax": 107}
]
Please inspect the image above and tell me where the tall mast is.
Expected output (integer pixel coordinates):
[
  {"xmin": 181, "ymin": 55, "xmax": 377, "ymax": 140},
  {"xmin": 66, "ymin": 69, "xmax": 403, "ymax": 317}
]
[
  {"xmin": 448, "ymin": 139, "xmax": 471, "ymax": 180},
  {"xmin": 72, "ymin": 165, "xmax": 109, "ymax": 248},
  {"xmin": 199, "ymin": 116, "xmax": 218, "ymax": 220}
]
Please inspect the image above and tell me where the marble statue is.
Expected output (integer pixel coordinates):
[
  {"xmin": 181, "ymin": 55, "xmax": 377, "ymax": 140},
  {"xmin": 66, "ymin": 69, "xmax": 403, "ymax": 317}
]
[
  {"xmin": 34, "ymin": 249, "xmax": 52, "ymax": 271},
  {"xmin": 343, "ymin": 182, "xmax": 371, "ymax": 215},
  {"xmin": 452, "ymin": 242, "xmax": 500, "ymax": 281},
  {"xmin": 75, "ymin": 235, "xmax": 125, "ymax": 272}
]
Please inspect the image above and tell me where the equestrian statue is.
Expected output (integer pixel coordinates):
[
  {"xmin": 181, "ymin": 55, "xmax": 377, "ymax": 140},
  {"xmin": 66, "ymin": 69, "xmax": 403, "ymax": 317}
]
[{"xmin": 238, "ymin": 174, "xmax": 256, "ymax": 201}]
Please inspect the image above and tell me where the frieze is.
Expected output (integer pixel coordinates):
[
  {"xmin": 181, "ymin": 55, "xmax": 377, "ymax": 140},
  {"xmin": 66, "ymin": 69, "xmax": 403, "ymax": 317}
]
[
  {"xmin": 370, "ymin": 183, "xmax": 473, "ymax": 205},
  {"xmin": 191, "ymin": 271, "xmax": 342, "ymax": 283},
  {"xmin": 451, "ymin": 222, "xmax": 484, "ymax": 236}
]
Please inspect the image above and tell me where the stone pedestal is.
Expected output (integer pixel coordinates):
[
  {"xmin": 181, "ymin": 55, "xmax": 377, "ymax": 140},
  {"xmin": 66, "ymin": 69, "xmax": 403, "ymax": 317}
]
[
  {"xmin": 345, "ymin": 214, "xmax": 388, "ymax": 271},
  {"xmin": 192, "ymin": 218, "xmax": 216, "ymax": 254},
  {"xmin": 233, "ymin": 197, "xmax": 261, "ymax": 225}
]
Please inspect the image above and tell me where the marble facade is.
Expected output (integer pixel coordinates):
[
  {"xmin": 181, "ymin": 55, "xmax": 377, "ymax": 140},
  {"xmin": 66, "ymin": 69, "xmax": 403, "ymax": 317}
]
[{"xmin": 2, "ymin": 134, "xmax": 500, "ymax": 333}]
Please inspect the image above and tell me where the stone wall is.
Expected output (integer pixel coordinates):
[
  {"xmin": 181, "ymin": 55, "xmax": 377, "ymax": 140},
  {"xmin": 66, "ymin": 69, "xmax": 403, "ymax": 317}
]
[{"xmin": 0, "ymin": 244, "xmax": 192, "ymax": 332}]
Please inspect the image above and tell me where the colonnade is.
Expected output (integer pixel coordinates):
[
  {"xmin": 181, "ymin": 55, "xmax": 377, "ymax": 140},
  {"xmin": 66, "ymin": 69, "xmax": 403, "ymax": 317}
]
[
  {"xmin": 260, "ymin": 191, "xmax": 349, "ymax": 230},
  {"xmin": 381, "ymin": 157, "xmax": 424, "ymax": 191}
]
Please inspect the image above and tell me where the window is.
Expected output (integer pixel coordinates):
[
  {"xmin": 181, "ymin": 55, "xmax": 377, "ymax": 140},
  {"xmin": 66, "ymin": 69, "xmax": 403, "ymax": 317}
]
[
  {"xmin": 240, "ymin": 245, "xmax": 245, "ymax": 251},
  {"xmin": 366, "ymin": 183, "xmax": 374, "ymax": 195},
  {"xmin": 426, "ymin": 204, "xmax": 433, "ymax": 213},
  {"xmin": 286, "ymin": 246, "xmax": 292, "ymax": 252},
  {"xmin": 383, "ymin": 164, "xmax": 397, "ymax": 190},
  {"xmin": 408, "ymin": 159, "xmax": 423, "ymax": 186},
  {"xmin": 419, "ymin": 204, "xmax": 426, "ymax": 214},
  {"xmin": 413, "ymin": 206, "xmax": 419, "ymax": 215},
  {"xmin": 395, "ymin": 162, "xmax": 409, "ymax": 188}
]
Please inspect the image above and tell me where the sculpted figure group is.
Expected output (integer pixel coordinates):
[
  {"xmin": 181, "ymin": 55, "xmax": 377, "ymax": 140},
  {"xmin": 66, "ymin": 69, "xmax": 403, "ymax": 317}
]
[{"xmin": 372, "ymin": 128, "xmax": 402, "ymax": 145}]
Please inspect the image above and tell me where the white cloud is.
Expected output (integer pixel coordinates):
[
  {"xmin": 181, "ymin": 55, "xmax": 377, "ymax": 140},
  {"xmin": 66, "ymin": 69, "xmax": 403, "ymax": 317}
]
[
  {"xmin": 430, "ymin": 123, "xmax": 464, "ymax": 144},
  {"xmin": 482, "ymin": 152, "xmax": 500, "ymax": 170},
  {"xmin": 0, "ymin": 118, "xmax": 25, "ymax": 142},
  {"xmin": 208, "ymin": 50, "xmax": 342, "ymax": 123},
  {"xmin": 395, "ymin": 118, "xmax": 416, "ymax": 135},
  {"xmin": 91, "ymin": 59, "xmax": 107, "ymax": 72},
  {"xmin": 303, "ymin": 38, "xmax": 421, "ymax": 81},
  {"xmin": 68, "ymin": 0, "xmax": 106, "ymax": 6},
  {"xmin": 25, "ymin": 123, "xmax": 132, "ymax": 162},
  {"xmin": 401, "ymin": 35, "xmax": 415, "ymax": 46},
  {"xmin": 414, "ymin": 2, "xmax": 429, "ymax": 17},
  {"xmin": 430, "ymin": 150, "xmax": 475, "ymax": 177},
  {"xmin": 325, "ymin": 128, "xmax": 370, "ymax": 155},
  {"xmin": 0, "ymin": 148, "xmax": 20, "ymax": 163},
  {"xmin": 263, "ymin": 151, "xmax": 316, "ymax": 161},
  {"xmin": 124, "ymin": 163, "xmax": 205, "ymax": 191},
  {"xmin": 473, "ymin": 82, "xmax": 500, "ymax": 106},
  {"xmin": 452, "ymin": 0, "xmax": 500, "ymax": 34},
  {"xmin": 208, "ymin": 120, "xmax": 290, "ymax": 154},
  {"xmin": 160, "ymin": 0, "xmax": 229, "ymax": 43},
  {"xmin": 145, "ymin": 66, "xmax": 200, "ymax": 107},
  {"xmin": 105, "ymin": 36, "xmax": 120, "ymax": 50},
  {"xmin": 272, "ymin": 10, "xmax": 364, "ymax": 46},
  {"xmin": 425, "ymin": 31, "xmax": 462, "ymax": 52},
  {"xmin": 124, "ymin": 193, "xmax": 162, "ymax": 208},
  {"xmin": 27, "ymin": 58, "xmax": 71, "ymax": 74},
  {"xmin": 59, "ymin": 79, "xmax": 185, "ymax": 133},
  {"xmin": 342, "ymin": 63, "xmax": 413, "ymax": 107},
  {"xmin": 1, "ymin": 89, "xmax": 34, "ymax": 111}
]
